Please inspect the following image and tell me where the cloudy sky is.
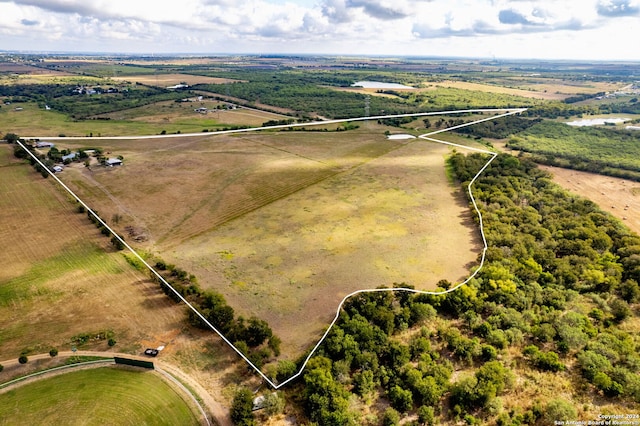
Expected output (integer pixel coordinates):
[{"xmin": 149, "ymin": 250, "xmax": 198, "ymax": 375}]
[{"xmin": 0, "ymin": 0, "xmax": 637, "ymax": 60}]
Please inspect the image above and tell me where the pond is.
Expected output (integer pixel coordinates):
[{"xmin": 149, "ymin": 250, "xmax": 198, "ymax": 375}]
[{"xmin": 351, "ymin": 81, "xmax": 414, "ymax": 89}]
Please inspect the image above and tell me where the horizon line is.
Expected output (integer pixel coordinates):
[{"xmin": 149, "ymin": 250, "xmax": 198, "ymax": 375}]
[{"xmin": 2, "ymin": 50, "xmax": 640, "ymax": 63}]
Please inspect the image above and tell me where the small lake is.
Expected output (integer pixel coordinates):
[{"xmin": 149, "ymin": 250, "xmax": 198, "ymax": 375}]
[
  {"xmin": 566, "ymin": 117, "xmax": 630, "ymax": 127},
  {"xmin": 351, "ymin": 81, "xmax": 414, "ymax": 89}
]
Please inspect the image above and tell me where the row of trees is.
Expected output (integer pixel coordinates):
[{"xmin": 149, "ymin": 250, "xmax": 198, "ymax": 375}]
[
  {"xmin": 149, "ymin": 258, "xmax": 281, "ymax": 368},
  {"xmin": 0, "ymin": 82, "xmax": 183, "ymax": 119}
]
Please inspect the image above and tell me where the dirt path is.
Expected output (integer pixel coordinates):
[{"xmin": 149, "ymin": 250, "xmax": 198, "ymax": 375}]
[{"xmin": 0, "ymin": 350, "xmax": 231, "ymax": 426}]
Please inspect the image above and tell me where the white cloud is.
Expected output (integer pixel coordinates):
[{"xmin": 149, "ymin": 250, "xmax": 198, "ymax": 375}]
[{"xmin": 0, "ymin": 0, "xmax": 637, "ymax": 59}]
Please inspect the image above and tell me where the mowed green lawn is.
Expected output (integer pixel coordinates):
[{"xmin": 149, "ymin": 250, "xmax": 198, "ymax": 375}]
[{"xmin": 0, "ymin": 367, "xmax": 200, "ymax": 425}]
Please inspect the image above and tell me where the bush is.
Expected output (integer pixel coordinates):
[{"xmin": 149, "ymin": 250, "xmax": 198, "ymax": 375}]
[
  {"xmin": 382, "ymin": 407, "xmax": 400, "ymax": 426},
  {"xmin": 108, "ymin": 338, "xmax": 116, "ymax": 347},
  {"xmin": 263, "ymin": 392, "xmax": 284, "ymax": 416},
  {"xmin": 49, "ymin": 348, "xmax": 58, "ymax": 357},
  {"xmin": 417, "ymin": 405, "xmax": 435, "ymax": 425},
  {"xmin": 0, "ymin": 363, "xmax": 4, "ymax": 372},
  {"xmin": 231, "ymin": 388, "xmax": 255, "ymax": 426},
  {"xmin": 543, "ymin": 399, "xmax": 577, "ymax": 423},
  {"xmin": 18, "ymin": 355, "xmax": 28, "ymax": 364}
]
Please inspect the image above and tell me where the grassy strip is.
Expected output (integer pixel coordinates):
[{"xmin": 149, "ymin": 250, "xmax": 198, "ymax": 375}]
[{"xmin": 0, "ymin": 367, "xmax": 199, "ymax": 425}]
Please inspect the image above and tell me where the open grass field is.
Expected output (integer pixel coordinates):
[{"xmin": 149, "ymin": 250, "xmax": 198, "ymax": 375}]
[
  {"xmin": 0, "ymin": 366, "xmax": 199, "ymax": 425},
  {"xmin": 112, "ymin": 73, "xmax": 241, "ymax": 87},
  {"xmin": 0, "ymin": 100, "xmax": 285, "ymax": 137},
  {"xmin": 424, "ymin": 80, "xmax": 566, "ymax": 100},
  {"xmin": 484, "ymin": 76, "xmax": 624, "ymax": 96},
  {"xmin": 0, "ymin": 144, "xmax": 185, "ymax": 360},
  {"xmin": 97, "ymin": 99, "xmax": 288, "ymax": 128},
  {"xmin": 54, "ymin": 126, "xmax": 481, "ymax": 357}
]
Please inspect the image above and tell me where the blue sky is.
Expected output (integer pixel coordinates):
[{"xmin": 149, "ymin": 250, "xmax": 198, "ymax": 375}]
[{"xmin": 0, "ymin": 0, "xmax": 638, "ymax": 60}]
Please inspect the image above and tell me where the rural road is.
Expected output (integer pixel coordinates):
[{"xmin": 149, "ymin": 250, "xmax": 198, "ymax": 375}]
[{"xmin": 0, "ymin": 350, "xmax": 232, "ymax": 426}]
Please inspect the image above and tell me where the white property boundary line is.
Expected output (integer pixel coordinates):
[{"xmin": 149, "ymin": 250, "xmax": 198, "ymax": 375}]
[{"xmin": 16, "ymin": 107, "xmax": 526, "ymax": 389}]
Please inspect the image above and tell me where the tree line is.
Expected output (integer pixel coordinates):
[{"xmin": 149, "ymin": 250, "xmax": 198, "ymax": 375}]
[{"xmin": 260, "ymin": 153, "xmax": 640, "ymax": 426}]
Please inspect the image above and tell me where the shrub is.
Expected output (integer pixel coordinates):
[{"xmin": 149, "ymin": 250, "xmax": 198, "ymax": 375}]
[
  {"xmin": 18, "ymin": 355, "xmax": 28, "ymax": 364},
  {"xmin": 382, "ymin": 407, "xmax": 400, "ymax": 426},
  {"xmin": 108, "ymin": 338, "xmax": 116, "ymax": 347},
  {"xmin": 417, "ymin": 405, "xmax": 435, "ymax": 425},
  {"xmin": 49, "ymin": 348, "xmax": 58, "ymax": 357},
  {"xmin": 543, "ymin": 399, "xmax": 577, "ymax": 423},
  {"xmin": 263, "ymin": 392, "xmax": 284, "ymax": 416},
  {"xmin": 0, "ymin": 363, "xmax": 4, "ymax": 372}
]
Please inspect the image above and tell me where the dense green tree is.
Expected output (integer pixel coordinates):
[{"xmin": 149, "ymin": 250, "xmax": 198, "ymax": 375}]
[
  {"xmin": 388, "ymin": 385, "xmax": 413, "ymax": 413},
  {"xmin": 353, "ymin": 369, "xmax": 376, "ymax": 397},
  {"xmin": 230, "ymin": 388, "xmax": 255, "ymax": 426},
  {"xmin": 3, "ymin": 133, "xmax": 19, "ymax": 144}
]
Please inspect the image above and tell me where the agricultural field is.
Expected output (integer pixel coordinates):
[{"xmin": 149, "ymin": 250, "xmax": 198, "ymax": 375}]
[
  {"xmin": 0, "ymin": 100, "xmax": 286, "ymax": 137},
  {"xmin": 0, "ymin": 144, "xmax": 185, "ymax": 361},
  {"xmin": 421, "ymin": 80, "xmax": 565, "ymax": 100},
  {"xmin": 111, "ymin": 73, "xmax": 241, "ymax": 87},
  {"xmin": 0, "ymin": 366, "xmax": 200, "ymax": 425},
  {"xmin": 96, "ymin": 99, "xmax": 288, "ymax": 128},
  {"xmin": 53, "ymin": 124, "xmax": 481, "ymax": 357},
  {"xmin": 466, "ymin": 74, "xmax": 625, "ymax": 97},
  {"xmin": 5, "ymin": 55, "xmax": 640, "ymax": 425}
]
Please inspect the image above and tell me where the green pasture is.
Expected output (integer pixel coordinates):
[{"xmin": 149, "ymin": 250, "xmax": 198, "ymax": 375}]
[
  {"xmin": 0, "ymin": 242, "xmax": 123, "ymax": 306},
  {"xmin": 0, "ymin": 102, "xmax": 235, "ymax": 137},
  {"xmin": 0, "ymin": 367, "xmax": 200, "ymax": 425}
]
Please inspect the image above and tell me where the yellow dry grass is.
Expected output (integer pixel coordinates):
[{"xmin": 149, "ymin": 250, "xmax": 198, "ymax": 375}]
[
  {"xmin": 112, "ymin": 73, "xmax": 241, "ymax": 87},
  {"xmin": 423, "ymin": 80, "xmax": 565, "ymax": 100},
  {"xmin": 0, "ymin": 145, "xmax": 185, "ymax": 360},
  {"xmin": 55, "ymin": 128, "xmax": 481, "ymax": 358}
]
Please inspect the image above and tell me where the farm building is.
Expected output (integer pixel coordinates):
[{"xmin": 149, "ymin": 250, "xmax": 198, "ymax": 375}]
[
  {"xmin": 167, "ymin": 84, "xmax": 189, "ymax": 89},
  {"xmin": 62, "ymin": 153, "xmax": 77, "ymax": 162},
  {"xmin": 53, "ymin": 165, "xmax": 63, "ymax": 173},
  {"xmin": 36, "ymin": 141, "xmax": 55, "ymax": 148},
  {"xmin": 106, "ymin": 158, "xmax": 123, "ymax": 166}
]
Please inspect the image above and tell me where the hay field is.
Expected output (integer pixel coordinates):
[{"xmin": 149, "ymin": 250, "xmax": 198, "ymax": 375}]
[
  {"xmin": 0, "ymin": 145, "xmax": 184, "ymax": 359},
  {"xmin": 0, "ymin": 367, "xmax": 199, "ymax": 426},
  {"xmin": 98, "ymin": 99, "xmax": 288, "ymax": 128},
  {"xmin": 1, "ymin": 101, "xmax": 284, "ymax": 137},
  {"xmin": 492, "ymin": 77, "xmax": 623, "ymax": 96},
  {"xmin": 112, "ymin": 73, "xmax": 241, "ymax": 87},
  {"xmin": 57, "ymin": 128, "xmax": 481, "ymax": 356},
  {"xmin": 424, "ymin": 80, "xmax": 564, "ymax": 100}
]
